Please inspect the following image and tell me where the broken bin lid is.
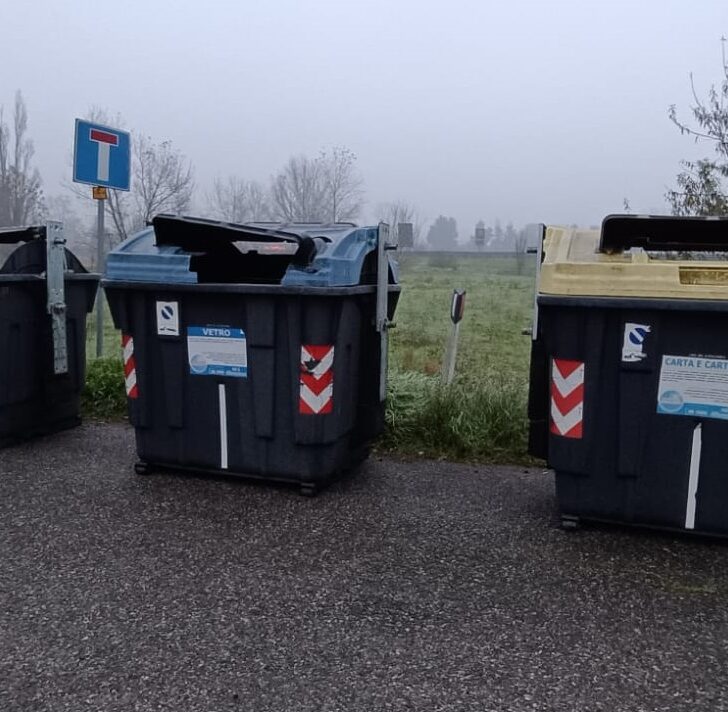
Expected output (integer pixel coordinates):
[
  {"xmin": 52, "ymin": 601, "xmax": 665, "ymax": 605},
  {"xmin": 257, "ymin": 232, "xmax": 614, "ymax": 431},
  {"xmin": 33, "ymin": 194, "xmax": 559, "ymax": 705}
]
[{"xmin": 104, "ymin": 214, "xmax": 398, "ymax": 287}]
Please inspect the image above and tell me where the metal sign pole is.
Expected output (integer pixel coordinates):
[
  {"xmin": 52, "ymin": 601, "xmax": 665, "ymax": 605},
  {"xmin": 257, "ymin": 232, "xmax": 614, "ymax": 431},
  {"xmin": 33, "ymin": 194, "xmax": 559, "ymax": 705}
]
[
  {"xmin": 95, "ymin": 194, "xmax": 105, "ymax": 357},
  {"xmin": 73, "ymin": 118, "xmax": 130, "ymax": 357}
]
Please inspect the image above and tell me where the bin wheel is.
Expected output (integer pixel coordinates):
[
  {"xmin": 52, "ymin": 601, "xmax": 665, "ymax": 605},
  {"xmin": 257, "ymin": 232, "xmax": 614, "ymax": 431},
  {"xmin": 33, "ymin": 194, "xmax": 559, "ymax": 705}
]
[
  {"xmin": 300, "ymin": 483, "xmax": 317, "ymax": 497},
  {"xmin": 134, "ymin": 461, "xmax": 152, "ymax": 476},
  {"xmin": 560, "ymin": 515, "xmax": 580, "ymax": 531}
]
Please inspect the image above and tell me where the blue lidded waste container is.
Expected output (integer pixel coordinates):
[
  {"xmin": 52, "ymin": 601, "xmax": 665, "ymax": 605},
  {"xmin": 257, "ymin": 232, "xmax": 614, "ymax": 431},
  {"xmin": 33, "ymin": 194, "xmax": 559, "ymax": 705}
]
[{"xmin": 103, "ymin": 215, "xmax": 399, "ymax": 494}]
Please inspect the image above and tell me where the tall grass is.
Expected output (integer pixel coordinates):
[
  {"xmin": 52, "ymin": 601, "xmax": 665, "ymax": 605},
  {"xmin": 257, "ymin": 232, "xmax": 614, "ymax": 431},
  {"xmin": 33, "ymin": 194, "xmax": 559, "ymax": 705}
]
[{"xmin": 382, "ymin": 371, "xmax": 529, "ymax": 462}]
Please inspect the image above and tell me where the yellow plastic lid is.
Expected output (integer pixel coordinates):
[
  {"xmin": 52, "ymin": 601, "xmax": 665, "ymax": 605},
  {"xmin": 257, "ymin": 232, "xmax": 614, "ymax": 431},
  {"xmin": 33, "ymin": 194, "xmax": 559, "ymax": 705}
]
[{"xmin": 540, "ymin": 223, "xmax": 728, "ymax": 300}]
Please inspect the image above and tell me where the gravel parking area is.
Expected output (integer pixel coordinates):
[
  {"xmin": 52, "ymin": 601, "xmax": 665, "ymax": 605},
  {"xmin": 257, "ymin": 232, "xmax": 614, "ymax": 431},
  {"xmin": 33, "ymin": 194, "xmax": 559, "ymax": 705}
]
[{"xmin": 1, "ymin": 423, "xmax": 727, "ymax": 711}]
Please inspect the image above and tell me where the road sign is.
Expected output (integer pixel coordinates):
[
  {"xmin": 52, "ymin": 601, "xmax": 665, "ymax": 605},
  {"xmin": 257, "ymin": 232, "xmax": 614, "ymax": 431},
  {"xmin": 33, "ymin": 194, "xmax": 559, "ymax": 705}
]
[
  {"xmin": 92, "ymin": 186, "xmax": 108, "ymax": 200},
  {"xmin": 73, "ymin": 119, "xmax": 131, "ymax": 191}
]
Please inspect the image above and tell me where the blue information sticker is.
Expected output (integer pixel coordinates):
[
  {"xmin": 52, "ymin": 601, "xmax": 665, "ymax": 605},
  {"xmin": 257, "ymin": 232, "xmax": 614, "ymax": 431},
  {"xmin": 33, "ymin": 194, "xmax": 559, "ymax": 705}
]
[
  {"xmin": 657, "ymin": 355, "xmax": 728, "ymax": 420},
  {"xmin": 187, "ymin": 326, "xmax": 247, "ymax": 377}
]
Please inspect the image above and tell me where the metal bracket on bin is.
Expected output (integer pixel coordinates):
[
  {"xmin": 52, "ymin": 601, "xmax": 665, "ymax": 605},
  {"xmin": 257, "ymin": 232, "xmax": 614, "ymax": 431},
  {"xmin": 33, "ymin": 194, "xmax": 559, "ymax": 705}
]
[
  {"xmin": 45, "ymin": 221, "xmax": 68, "ymax": 374},
  {"xmin": 376, "ymin": 223, "xmax": 396, "ymax": 402},
  {"xmin": 525, "ymin": 224, "xmax": 546, "ymax": 341}
]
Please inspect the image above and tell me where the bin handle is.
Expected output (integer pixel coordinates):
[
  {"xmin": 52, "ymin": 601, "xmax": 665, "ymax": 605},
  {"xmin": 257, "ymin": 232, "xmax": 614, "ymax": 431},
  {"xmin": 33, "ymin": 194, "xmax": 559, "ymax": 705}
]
[
  {"xmin": 153, "ymin": 214, "xmax": 305, "ymax": 247},
  {"xmin": 0, "ymin": 225, "xmax": 45, "ymax": 244},
  {"xmin": 152, "ymin": 214, "xmax": 337, "ymax": 267},
  {"xmin": 600, "ymin": 214, "xmax": 728, "ymax": 253}
]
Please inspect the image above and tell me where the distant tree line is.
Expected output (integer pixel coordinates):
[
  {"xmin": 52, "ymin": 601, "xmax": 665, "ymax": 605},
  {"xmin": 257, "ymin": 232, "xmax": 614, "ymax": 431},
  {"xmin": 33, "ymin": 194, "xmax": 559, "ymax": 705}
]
[
  {"xmin": 0, "ymin": 91, "xmax": 44, "ymax": 226},
  {"xmin": 208, "ymin": 146, "xmax": 364, "ymax": 225},
  {"xmin": 0, "ymin": 92, "xmax": 431, "ymax": 266},
  {"xmin": 2, "ymin": 89, "xmax": 534, "ymax": 261}
]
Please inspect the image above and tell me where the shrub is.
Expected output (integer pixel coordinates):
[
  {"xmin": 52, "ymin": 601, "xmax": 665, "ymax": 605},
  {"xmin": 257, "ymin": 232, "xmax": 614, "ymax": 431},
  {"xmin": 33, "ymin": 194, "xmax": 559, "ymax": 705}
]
[{"xmin": 82, "ymin": 357, "xmax": 127, "ymax": 420}]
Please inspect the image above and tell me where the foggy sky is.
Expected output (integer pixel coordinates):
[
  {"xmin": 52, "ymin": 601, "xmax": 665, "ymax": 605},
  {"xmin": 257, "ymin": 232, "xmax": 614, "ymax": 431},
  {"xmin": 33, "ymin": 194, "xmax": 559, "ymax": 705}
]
[{"xmin": 2, "ymin": 0, "xmax": 728, "ymax": 236}]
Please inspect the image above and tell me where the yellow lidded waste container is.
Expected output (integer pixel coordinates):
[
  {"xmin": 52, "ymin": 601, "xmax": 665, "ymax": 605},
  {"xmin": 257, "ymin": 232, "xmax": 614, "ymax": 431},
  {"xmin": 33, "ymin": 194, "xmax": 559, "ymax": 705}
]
[{"xmin": 528, "ymin": 214, "xmax": 728, "ymax": 535}]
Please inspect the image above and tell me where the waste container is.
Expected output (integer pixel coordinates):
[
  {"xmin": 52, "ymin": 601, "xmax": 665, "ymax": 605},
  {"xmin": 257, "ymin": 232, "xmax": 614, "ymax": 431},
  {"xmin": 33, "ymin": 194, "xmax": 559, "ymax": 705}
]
[
  {"xmin": 0, "ymin": 222, "xmax": 99, "ymax": 446},
  {"xmin": 103, "ymin": 215, "xmax": 400, "ymax": 494},
  {"xmin": 528, "ymin": 214, "xmax": 728, "ymax": 536}
]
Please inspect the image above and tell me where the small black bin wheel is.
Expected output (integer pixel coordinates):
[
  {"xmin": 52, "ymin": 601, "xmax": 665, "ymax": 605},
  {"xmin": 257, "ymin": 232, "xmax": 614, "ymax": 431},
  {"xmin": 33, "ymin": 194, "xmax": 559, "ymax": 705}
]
[
  {"xmin": 134, "ymin": 461, "xmax": 152, "ymax": 476},
  {"xmin": 300, "ymin": 483, "xmax": 317, "ymax": 498},
  {"xmin": 560, "ymin": 515, "xmax": 580, "ymax": 531}
]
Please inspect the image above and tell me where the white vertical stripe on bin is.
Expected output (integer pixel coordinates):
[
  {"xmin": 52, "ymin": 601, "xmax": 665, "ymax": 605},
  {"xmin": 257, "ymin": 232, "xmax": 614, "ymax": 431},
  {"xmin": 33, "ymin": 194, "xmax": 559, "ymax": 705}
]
[
  {"xmin": 219, "ymin": 384, "xmax": 229, "ymax": 470},
  {"xmin": 685, "ymin": 424, "xmax": 702, "ymax": 530}
]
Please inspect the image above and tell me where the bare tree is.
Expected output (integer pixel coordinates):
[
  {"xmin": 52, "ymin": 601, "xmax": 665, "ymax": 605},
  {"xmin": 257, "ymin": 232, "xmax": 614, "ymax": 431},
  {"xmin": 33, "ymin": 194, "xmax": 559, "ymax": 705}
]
[
  {"xmin": 270, "ymin": 154, "xmax": 326, "ymax": 222},
  {"xmin": 667, "ymin": 40, "xmax": 728, "ymax": 215},
  {"xmin": 69, "ymin": 109, "xmax": 195, "ymax": 245},
  {"xmin": 207, "ymin": 176, "xmax": 271, "ymax": 223},
  {"xmin": 426, "ymin": 215, "xmax": 458, "ymax": 250},
  {"xmin": 376, "ymin": 200, "xmax": 424, "ymax": 247},
  {"xmin": 271, "ymin": 146, "xmax": 364, "ymax": 223},
  {"xmin": 515, "ymin": 227, "xmax": 528, "ymax": 275},
  {"xmin": 0, "ymin": 91, "xmax": 44, "ymax": 226},
  {"xmin": 43, "ymin": 194, "xmax": 100, "ymax": 267},
  {"xmin": 319, "ymin": 146, "xmax": 363, "ymax": 222},
  {"xmin": 103, "ymin": 134, "xmax": 194, "ymax": 244}
]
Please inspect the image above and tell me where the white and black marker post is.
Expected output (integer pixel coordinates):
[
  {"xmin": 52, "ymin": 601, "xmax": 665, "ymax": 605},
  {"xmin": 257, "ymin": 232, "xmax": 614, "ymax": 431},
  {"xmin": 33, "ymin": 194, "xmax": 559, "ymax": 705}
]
[{"xmin": 442, "ymin": 289, "xmax": 466, "ymax": 385}]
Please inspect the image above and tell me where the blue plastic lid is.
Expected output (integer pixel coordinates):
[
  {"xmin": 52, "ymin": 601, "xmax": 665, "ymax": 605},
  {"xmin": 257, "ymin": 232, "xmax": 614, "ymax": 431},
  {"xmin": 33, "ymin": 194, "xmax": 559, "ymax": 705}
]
[{"xmin": 104, "ymin": 215, "xmax": 398, "ymax": 287}]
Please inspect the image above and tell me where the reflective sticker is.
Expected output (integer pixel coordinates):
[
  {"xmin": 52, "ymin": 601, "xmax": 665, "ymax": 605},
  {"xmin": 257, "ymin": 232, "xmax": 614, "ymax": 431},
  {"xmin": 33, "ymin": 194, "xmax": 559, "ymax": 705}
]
[
  {"xmin": 122, "ymin": 334, "xmax": 138, "ymax": 399},
  {"xmin": 300, "ymin": 345, "xmax": 334, "ymax": 415},
  {"xmin": 550, "ymin": 358, "xmax": 584, "ymax": 438}
]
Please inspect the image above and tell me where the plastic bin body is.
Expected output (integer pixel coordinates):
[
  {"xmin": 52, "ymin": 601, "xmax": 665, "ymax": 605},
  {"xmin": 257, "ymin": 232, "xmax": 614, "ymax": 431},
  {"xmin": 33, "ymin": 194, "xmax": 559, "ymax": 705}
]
[
  {"xmin": 0, "ymin": 234, "xmax": 99, "ymax": 446},
  {"xmin": 104, "ymin": 216, "xmax": 399, "ymax": 492},
  {"xmin": 529, "ymin": 215, "xmax": 728, "ymax": 535}
]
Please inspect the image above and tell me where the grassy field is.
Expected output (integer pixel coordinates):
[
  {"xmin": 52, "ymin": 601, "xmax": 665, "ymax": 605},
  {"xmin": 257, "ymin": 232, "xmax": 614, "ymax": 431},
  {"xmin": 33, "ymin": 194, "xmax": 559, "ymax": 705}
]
[
  {"xmin": 383, "ymin": 252, "xmax": 535, "ymax": 461},
  {"xmin": 84, "ymin": 252, "xmax": 537, "ymax": 462}
]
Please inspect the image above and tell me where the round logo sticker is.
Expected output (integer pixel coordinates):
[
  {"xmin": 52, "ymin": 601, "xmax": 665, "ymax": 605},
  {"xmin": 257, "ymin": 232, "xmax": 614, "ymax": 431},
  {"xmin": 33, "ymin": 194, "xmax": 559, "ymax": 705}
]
[
  {"xmin": 629, "ymin": 327, "xmax": 648, "ymax": 345},
  {"xmin": 189, "ymin": 354, "xmax": 208, "ymax": 374},
  {"xmin": 659, "ymin": 389, "xmax": 684, "ymax": 413}
]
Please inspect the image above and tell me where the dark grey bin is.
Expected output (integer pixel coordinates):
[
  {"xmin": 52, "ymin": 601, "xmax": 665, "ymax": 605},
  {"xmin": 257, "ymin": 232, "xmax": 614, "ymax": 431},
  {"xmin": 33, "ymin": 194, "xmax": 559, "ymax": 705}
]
[
  {"xmin": 103, "ymin": 215, "xmax": 399, "ymax": 494},
  {"xmin": 0, "ymin": 222, "xmax": 99, "ymax": 446}
]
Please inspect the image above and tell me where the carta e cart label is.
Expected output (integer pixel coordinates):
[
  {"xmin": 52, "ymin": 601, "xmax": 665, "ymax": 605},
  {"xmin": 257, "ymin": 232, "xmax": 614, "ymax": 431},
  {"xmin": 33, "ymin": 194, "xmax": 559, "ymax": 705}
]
[
  {"xmin": 657, "ymin": 355, "xmax": 728, "ymax": 420},
  {"xmin": 187, "ymin": 326, "xmax": 247, "ymax": 377}
]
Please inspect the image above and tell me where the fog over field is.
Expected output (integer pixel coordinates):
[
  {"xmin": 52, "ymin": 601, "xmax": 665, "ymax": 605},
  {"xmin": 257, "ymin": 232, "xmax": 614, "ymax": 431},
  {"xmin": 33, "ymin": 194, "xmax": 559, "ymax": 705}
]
[{"xmin": 2, "ymin": 0, "xmax": 728, "ymax": 237}]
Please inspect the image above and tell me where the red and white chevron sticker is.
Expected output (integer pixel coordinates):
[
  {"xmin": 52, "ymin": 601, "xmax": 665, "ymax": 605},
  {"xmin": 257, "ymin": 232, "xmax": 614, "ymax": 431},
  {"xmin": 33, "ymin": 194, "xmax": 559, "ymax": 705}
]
[
  {"xmin": 300, "ymin": 345, "xmax": 334, "ymax": 415},
  {"xmin": 122, "ymin": 334, "xmax": 138, "ymax": 399},
  {"xmin": 550, "ymin": 358, "xmax": 584, "ymax": 438}
]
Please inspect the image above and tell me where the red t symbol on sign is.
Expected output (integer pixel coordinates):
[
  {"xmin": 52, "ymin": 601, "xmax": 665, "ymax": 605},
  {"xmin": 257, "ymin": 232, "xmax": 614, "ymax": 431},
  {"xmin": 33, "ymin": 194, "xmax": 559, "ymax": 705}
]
[{"xmin": 89, "ymin": 128, "xmax": 119, "ymax": 183}]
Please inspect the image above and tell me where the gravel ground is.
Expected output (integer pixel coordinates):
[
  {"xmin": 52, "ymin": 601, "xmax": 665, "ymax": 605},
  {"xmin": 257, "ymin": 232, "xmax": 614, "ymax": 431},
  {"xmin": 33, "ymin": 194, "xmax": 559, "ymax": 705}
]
[{"xmin": 1, "ymin": 422, "xmax": 728, "ymax": 712}]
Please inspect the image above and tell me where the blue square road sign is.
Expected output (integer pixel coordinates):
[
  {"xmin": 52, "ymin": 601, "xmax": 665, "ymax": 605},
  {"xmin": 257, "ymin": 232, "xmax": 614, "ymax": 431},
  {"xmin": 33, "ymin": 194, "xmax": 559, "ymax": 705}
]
[{"xmin": 73, "ymin": 119, "xmax": 131, "ymax": 191}]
